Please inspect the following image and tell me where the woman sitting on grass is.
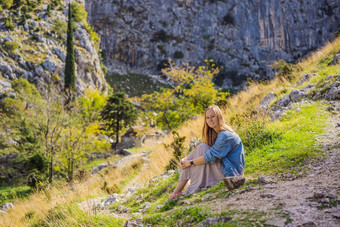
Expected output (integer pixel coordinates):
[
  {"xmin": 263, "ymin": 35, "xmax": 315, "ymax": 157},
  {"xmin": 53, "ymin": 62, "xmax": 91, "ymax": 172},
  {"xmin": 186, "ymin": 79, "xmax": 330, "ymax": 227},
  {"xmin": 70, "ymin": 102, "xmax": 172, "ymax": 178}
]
[{"xmin": 167, "ymin": 105, "xmax": 245, "ymax": 201}]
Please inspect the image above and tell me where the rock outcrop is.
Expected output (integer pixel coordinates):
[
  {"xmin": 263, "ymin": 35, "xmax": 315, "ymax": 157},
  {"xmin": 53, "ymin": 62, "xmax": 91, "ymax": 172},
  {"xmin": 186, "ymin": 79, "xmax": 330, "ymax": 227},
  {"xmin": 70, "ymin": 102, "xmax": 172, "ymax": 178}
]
[
  {"xmin": 85, "ymin": 0, "xmax": 340, "ymax": 88},
  {"xmin": 0, "ymin": 3, "xmax": 108, "ymax": 95}
]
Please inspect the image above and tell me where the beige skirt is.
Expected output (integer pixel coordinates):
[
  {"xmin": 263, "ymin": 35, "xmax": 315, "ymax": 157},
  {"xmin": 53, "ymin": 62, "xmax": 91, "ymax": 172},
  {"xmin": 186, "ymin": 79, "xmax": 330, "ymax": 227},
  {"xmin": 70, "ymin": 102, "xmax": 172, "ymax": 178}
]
[{"xmin": 179, "ymin": 143, "xmax": 224, "ymax": 194}]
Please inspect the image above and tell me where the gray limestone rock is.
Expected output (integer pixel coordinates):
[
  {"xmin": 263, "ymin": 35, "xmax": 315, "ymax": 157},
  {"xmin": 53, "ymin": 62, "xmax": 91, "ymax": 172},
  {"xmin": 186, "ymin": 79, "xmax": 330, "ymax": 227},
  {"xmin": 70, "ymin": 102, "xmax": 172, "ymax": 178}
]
[
  {"xmin": 91, "ymin": 163, "xmax": 109, "ymax": 174},
  {"xmin": 297, "ymin": 74, "xmax": 311, "ymax": 85},
  {"xmin": 289, "ymin": 89, "xmax": 306, "ymax": 102},
  {"xmin": 35, "ymin": 66, "xmax": 44, "ymax": 76},
  {"xmin": 199, "ymin": 216, "xmax": 232, "ymax": 226},
  {"xmin": 85, "ymin": 0, "xmax": 340, "ymax": 86},
  {"xmin": 259, "ymin": 92, "xmax": 275, "ymax": 110},
  {"xmin": 264, "ymin": 218, "xmax": 286, "ymax": 227},
  {"xmin": 301, "ymin": 221, "xmax": 317, "ymax": 227},
  {"xmin": 42, "ymin": 59, "xmax": 58, "ymax": 73},
  {"xmin": 333, "ymin": 53, "xmax": 340, "ymax": 65},
  {"xmin": 101, "ymin": 194, "xmax": 119, "ymax": 207},
  {"xmin": 0, "ymin": 62, "xmax": 13, "ymax": 76},
  {"xmin": 260, "ymin": 193, "xmax": 277, "ymax": 198},
  {"xmin": 327, "ymin": 82, "xmax": 340, "ymax": 100},
  {"xmin": 258, "ymin": 174, "xmax": 267, "ymax": 184},
  {"xmin": 74, "ymin": 27, "xmax": 93, "ymax": 53},
  {"xmin": 53, "ymin": 47, "xmax": 66, "ymax": 62},
  {"xmin": 120, "ymin": 149, "xmax": 132, "ymax": 156},
  {"xmin": 2, "ymin": 202, "xmax": 14, "ymax": 211},
  {"xmin": 275, "ymin": 96, "xmax": 290, "ymax": 108}
]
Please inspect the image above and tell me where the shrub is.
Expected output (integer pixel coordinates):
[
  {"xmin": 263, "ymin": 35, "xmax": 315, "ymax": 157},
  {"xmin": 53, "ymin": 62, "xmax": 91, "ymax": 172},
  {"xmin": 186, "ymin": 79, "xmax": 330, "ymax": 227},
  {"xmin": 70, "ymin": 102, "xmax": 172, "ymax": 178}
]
[
  {"xmin": 174, "ymin": 50, "xmax": 184, "ymax": 59},
  {"xmin": 52, "ymin": 19, "xmax": 67, "ymax": 39},
  {"xmin": 27, "ymin": 169, "xmax": 47, "ymax": 189},
  {"xmin": 152, "ymin": 30, "xmax": 167, "ymax": 42},
  {"xmin": 271, "ymin": 59, "xmax": 294, "ymax": 81},
  {"xmin": 0, "ymin": 0, "xmax": 13, "ymax": 9},
  {"xmin": 26, "ymin": 152, "xmax": 48, "ymax": 173},
  {"xmin": 157, "ymin": 44, "xmax": 166, "ymax": 55},
  {"xmin": 165, "ymin": 131, "xmax": 187, "ymax": 171},
  {"xmin": 101, "ymin": 181, "xmax": 119, "ymax": 194},
  {"xmin": 71, "ymin": 1, "xmax": 87, "ymax": 23},
  {"xmin": 4, "ymin": 41, "xmax": 19, "ymax": 54},
  {"xmin": 84, "ymin": 23, "xmax": 100, "ymax": 47},
  {"xmin": 18, "ymin": 15, "xmax": 27, "ymax": 26},
  {"xmin": 0, "ymin": 97, "xmax": 25, "ymax": 115},
  {"xmin": 3, "ymin": 17, "xmax": 15, "ymax": 31},
  {"xmin": 335, "ymin": 27, "xmax": 340, "ymax": 38},
  {"xmin": 157, "ymin": 59, "xmax": 170, "ymax": 71},
  {"xmin": 222, "ymin": 13, "xmax": 235, "ymax": 25},
  {"xmin": 11, "ymin": 78, "xmax": 41, "ymax": 99}
]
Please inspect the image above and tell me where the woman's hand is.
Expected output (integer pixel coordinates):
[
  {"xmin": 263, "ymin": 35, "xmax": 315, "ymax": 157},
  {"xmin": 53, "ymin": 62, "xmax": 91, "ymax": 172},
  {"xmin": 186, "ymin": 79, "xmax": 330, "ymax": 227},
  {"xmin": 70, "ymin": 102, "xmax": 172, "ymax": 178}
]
[{"xmin": 180, "ymin": 158, "xmax": 190, "ymax": 169}]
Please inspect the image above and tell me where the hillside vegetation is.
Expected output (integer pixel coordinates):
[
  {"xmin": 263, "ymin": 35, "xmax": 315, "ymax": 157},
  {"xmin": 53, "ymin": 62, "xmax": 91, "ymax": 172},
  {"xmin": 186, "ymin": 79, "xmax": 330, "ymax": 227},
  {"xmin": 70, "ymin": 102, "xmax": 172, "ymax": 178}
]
[{"xmin": 1, "ymin": 31, "xmax": 340, "ymax": 226}]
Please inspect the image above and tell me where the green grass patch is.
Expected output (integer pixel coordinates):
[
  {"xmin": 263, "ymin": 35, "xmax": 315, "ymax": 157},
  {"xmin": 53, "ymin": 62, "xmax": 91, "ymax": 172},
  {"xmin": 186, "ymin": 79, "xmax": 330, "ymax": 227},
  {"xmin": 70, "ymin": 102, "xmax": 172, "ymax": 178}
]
[
  {"xmin": 106, "ymin": 73, "xmax": 169, "ymax": 97},
  {"xmin": 0, "ymin": 185, "xmax": 31, "ymax": 206},
  {"xmin": 143, "ymin": 206, "xmax": 210, "ymax": 226},
  {"xmin": 245, "ymin": 103, "xmax": 329, "ymax": 176},
  {"xmin": 122, "ymin": 173, "xmax": 180, "ymax": 213},
  {"xmin": 83, "ymin": 154, "xmax": 121, "ymax": 171}
]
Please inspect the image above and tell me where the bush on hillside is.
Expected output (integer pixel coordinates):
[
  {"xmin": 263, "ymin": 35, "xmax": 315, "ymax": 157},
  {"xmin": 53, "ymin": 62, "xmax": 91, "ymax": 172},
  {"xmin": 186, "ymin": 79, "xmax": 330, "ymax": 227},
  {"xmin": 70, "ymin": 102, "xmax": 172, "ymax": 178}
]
[
  {"xmin": 271, "ymin": 59, "xmax": 294, "ymax": 81},
  {"xmin": 52, "ymin": 19, "xmax": 67, "ymax": 39},
  {"xmin": 3, "ymin": 17, "xmax": 15, "ymax": 31},
  {"xmin": 222, "ymin": 13, "xmax": 235, "ymax": 25},
  {"xmin": 11, "ymin": 78, "xmax": 41, "ymax": 99},
  {"xmin": 4, "ymin": 41, "xmax": 19, "ymax": 54},
  {"xmin": 335, "ymin": 27, "xmax": 340, "ymax": 38},
  {"xmin": 71, "ymin": 1, "xmax": 87, "ymax": 23},
  {"xmin": 174, "ymin": 50, "xmax": 184, "ymax": 59},
  {"xmin": 84, "ymin": 23, "xmax": 100, "ymax": 47},
  {"xmin": 152, "ymin": 30, "xmax": 167, "ymax": 42},
  {"xmin": 165, "ymin": 131, "xmax": 187, "ymax": 171},
  {"xmin": 0, "ymin": 0, "xmax": 13, "ymax": 9},
  {"xmin": 0, "ymin": 97, "xmax": 25, "ymax": 115}
]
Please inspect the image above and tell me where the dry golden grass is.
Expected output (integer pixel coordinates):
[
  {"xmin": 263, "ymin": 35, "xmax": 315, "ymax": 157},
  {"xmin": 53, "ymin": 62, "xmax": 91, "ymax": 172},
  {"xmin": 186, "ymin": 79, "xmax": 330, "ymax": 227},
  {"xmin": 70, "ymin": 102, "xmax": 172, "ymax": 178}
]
[
  {"xmin": 2, "ymin": 36, "xmax": 339, "ymax": 226},
  {"xmin": 1, "ymin": 159, "xmax": 139, "ymax": 226}
]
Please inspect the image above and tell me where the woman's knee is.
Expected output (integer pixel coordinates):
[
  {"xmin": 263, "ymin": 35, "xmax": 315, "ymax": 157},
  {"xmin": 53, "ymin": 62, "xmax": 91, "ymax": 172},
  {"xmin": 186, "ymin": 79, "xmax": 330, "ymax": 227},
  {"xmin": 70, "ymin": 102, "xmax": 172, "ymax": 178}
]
[{"xmin": 197, "ymin": 143, "xmax": 210, "ymax": 150}]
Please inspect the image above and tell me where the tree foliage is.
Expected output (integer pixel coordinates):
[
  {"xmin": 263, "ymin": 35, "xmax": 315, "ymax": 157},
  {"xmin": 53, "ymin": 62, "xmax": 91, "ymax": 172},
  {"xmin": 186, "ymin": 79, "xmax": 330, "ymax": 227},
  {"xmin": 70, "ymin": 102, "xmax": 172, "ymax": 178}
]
[
  {"xmin": 141, "ymin": 59, "xmax": 229, "ymax": 130},
  {"xmin": 64, "ymin": 3, "xmax": 76, "ymax": 92},
  {"xmin": 101, "ymin": 92, "xmax": 138, "ymax": 148},
  {"xmin": 0, "ymin": 78, "xmax": 110, "ymax": 185}
]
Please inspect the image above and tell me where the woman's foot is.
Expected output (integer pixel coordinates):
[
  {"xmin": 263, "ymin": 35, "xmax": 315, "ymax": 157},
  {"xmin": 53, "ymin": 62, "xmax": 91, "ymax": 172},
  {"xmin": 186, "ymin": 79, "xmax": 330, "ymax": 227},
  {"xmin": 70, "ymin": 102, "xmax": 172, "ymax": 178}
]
[
  {"xmin": 223, "ymin": 176, "xmax": 245, "ymax": 190},
  {"xmin": 165, "ymin": 191, "xmax": 182, "ymax": 203}
]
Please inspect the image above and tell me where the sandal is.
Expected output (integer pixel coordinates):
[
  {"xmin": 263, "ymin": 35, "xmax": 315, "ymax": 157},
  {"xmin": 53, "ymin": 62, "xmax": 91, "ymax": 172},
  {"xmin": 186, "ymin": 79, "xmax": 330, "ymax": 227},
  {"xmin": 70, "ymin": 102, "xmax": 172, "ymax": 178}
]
[
  {"xmin": 223, "ymin": 176, "xmax": 245, "ymax": 191},
  {"xmin": 165, "ymin": 191, "xmax": 182, "ymax": 203}
]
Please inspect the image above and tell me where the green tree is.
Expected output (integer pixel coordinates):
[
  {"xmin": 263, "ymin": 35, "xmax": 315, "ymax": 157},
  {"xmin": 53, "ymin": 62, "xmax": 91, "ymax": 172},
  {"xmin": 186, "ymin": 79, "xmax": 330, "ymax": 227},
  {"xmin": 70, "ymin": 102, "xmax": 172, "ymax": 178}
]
[
  {"xmin": 101, "ymin": 92, "xmax": 138, "ymax": 149},
  {"xmin": 64, "ymin": 3, "xmax": 76, "ymax": 92},
  {"xmin": 141, "ymin": 89, "xmax": 193, "ymax": 131}
]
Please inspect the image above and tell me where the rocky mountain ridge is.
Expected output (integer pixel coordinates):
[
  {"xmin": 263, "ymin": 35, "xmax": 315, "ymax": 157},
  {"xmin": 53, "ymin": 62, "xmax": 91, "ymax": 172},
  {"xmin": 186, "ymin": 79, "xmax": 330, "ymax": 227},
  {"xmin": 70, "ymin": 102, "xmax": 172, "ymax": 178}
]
[
  {"xmin": 85, "ymin": 0, "xmax": 340, "ymax": 89},
  {"xmin": 0, "ymin": 1, "xmax": 108, "ymax": 97}
]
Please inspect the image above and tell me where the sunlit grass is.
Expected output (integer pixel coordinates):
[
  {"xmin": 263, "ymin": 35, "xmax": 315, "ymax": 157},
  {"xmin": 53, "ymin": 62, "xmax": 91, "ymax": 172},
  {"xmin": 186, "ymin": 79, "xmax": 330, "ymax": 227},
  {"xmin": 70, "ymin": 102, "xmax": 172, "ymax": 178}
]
[
  {"xmin": 245, "ymin": 103, "xmax": 329, "ymax": 175},
  {"xmin": 0, "ymin": 185, "xmax": 31, "ymax": 206}
]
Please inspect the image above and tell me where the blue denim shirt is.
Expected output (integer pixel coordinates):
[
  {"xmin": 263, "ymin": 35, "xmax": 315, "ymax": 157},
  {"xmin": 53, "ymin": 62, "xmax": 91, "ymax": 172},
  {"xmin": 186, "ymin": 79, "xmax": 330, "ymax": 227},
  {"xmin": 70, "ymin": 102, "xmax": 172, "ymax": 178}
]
[{"xmin": 203, "ymin": 130, "xmax": 245, "ymax": 177}]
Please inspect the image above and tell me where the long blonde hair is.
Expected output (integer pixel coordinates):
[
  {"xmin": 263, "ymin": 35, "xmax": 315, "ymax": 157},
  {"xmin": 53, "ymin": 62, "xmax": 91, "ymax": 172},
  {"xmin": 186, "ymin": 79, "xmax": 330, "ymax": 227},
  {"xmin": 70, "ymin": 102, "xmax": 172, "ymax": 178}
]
[{"xmin": 202, "ymin": 105, "xmax": 234, "ymax": 146}]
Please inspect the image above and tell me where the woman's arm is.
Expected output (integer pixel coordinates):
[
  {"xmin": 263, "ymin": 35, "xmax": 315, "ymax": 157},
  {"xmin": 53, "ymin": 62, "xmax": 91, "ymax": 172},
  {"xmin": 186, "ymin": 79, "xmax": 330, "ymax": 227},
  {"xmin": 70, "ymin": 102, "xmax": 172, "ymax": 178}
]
[{"xmin": 180, "ymin": 156, "xmax": 205, "ymax": 169}]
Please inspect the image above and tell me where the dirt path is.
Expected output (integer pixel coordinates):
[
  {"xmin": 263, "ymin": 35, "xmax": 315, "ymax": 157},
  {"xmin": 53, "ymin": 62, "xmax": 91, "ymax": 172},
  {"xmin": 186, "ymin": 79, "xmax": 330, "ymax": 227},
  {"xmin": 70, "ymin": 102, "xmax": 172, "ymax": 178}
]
[{"xmin": 205, "ymin": 102, "xmax": 340, "ymax": 226}]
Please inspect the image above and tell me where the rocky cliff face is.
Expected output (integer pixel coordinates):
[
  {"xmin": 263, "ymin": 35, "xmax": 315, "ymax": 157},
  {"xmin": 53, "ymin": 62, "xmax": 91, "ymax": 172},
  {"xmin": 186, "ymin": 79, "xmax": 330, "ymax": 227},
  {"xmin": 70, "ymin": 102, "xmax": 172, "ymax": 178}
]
[
  {"xmin": 0, "ymin": 2, "xmax": 108, "ymax": 96},
  {"xmin": 85, "ymin": 0, "xmax": 340, "ymax": 88}
]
